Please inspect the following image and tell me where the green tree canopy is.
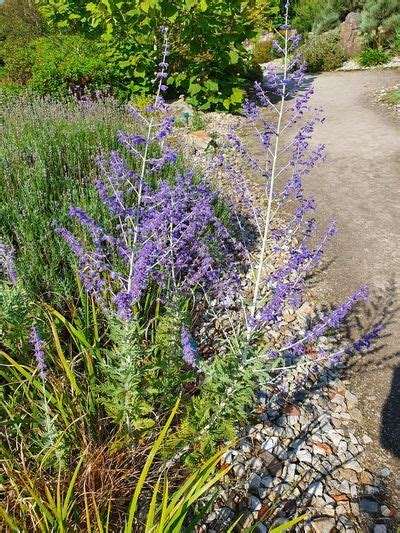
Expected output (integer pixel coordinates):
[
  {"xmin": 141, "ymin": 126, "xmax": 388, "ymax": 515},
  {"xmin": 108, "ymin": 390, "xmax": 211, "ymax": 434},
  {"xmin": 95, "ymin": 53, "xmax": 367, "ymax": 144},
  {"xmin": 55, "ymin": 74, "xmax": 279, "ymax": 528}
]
[{"xmin": 36, "ymin": 0, "xmax": 280, "ymax": 110}]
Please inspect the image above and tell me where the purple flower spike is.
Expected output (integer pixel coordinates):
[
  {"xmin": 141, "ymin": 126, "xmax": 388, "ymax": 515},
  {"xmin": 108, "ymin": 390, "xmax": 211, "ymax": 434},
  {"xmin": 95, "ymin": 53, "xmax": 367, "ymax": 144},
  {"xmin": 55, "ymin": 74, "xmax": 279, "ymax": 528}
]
[
  {"xmin": 30, "ymin": 325, "xmax": 47, "ymax": 379},
  {"xmin": 181, "ymin": 326, "xmax": 198, "ymax": 368},
  {"xmin": 0, "ymin": 239, "xmax": 17, "ymax": 284}
]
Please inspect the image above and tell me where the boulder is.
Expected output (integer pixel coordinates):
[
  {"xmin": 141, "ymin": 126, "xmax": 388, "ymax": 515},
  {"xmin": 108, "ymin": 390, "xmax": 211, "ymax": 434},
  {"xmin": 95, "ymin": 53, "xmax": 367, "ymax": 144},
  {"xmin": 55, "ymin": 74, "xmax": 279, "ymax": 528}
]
[
  {"xmin": 339, "ymin": 12, "xmax": 362, "ymax": 58},
  {"xmin": 169, "ymin": 96, "xmax": 194, "ymax": 118}
]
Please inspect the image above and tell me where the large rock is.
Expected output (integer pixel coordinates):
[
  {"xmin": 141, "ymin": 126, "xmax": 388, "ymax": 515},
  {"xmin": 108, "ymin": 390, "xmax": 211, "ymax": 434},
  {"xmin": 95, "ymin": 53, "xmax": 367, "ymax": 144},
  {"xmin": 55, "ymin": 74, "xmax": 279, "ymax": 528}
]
[
  {"xmin": 339, "ymin": 12, "xmax": 362, "ymax": 58},
  {"xmin": 169, "ymin": 96, "xmax": 194, "ymax": 118}
]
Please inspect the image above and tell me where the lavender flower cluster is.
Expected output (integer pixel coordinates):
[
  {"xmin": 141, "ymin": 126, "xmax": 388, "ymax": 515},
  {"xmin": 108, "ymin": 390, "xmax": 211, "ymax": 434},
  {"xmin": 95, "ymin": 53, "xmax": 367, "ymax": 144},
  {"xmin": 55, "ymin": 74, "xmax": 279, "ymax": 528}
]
[
  {"xmin": 30, "ymin": 325, "xmax": 47, "ymax": 379},
  {"xmin": 0, "ymin": 239, "xmax": 17, "ymax": 285},
  {"xmin": 57, "ymin": 28, "xmax": 238, "ymax": 325}
]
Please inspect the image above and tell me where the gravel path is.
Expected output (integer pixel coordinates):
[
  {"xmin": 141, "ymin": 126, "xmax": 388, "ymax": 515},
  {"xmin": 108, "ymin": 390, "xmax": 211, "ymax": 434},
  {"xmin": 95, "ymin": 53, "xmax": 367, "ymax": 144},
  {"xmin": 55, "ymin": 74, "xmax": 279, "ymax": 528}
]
[{"xmin": 302, "ymin": 68, "xmax": 400, "ymax": 495}]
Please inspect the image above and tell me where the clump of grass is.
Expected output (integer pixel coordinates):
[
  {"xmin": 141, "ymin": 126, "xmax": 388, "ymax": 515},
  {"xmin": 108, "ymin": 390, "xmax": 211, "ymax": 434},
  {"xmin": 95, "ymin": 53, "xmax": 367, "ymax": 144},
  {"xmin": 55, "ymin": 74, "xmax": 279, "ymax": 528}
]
[
  {"xmin": 357, "ymin": 47, "xmax": 390, "ymax": 67},
  {"xmin": 381, "ymin": 88, "xmax": 400, "ymax": 105}
]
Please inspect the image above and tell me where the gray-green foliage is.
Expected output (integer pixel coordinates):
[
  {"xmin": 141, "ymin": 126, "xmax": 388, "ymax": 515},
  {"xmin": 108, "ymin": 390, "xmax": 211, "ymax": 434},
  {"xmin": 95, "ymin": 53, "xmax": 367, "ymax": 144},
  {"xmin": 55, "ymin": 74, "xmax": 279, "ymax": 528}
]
[
  {"xmin": 0, "ymin": 283, "xmax": 32, "ymax": 352},
  {"xmin": 98, "ymin": 319, "xmax": 155, "ymax": 432},
  {"xmin": 98, "ymin": 299, "xmax": 194, "ymax": 435},
  {"xmin": 292, "ymin": 0, "xmax": 325, "ymax": 35},
  {"xmin": 300, "ymin": 33, "xmax": 345, "ymax": 71},
  {"xmin": 361, "ymin": 0, "xmax": 400, "ymax": 48},
  {"xmin": 311, "ymin": 0, "xmax": 364, "ymax": 34}
]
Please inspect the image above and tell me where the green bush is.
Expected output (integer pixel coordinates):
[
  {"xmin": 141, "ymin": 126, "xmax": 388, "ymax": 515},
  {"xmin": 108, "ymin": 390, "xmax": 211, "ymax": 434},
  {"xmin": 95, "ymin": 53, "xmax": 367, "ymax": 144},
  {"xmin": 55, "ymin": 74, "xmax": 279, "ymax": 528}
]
[
  {"xmin": 357, "ymin": 47, "xmax": 390, "ymax": 67},
  {"xmin": 253, "ymin": 39, "xmax": 274, "ymax": 63},
  {"xmin": 361, "ymin": 0, "xmax": 400, "ymax": 49},
  {"xmin": 292, "ymin": 0, "xmax": 325, "ymax": 35},
  {"xmin": 311, "ymin": 0, "xmax": 363, "ymax": 34},
  {"xmin": 3, "ymin": 34, "xmax": 112, "ymax": 96},
  {"xmin": 300, "ymin": 33, "xmax": 345, "ymax": 72}
]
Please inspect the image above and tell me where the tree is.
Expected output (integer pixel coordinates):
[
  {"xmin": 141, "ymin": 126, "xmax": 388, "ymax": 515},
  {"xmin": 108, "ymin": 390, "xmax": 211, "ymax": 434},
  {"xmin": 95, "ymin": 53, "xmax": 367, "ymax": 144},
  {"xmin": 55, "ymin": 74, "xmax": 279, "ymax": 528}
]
[{"xmin": 36, "ymin": 0, "xmax": 280, "ymax": 110}]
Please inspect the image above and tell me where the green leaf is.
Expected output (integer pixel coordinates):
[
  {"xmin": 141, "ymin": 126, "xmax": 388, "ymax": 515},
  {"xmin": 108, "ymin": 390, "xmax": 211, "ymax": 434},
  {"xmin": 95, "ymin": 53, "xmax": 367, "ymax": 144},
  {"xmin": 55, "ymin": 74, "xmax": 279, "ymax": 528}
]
[
  {"xmin": 185, "ymin": 0, "xmax": 197, "ymax": 8},
  {"xmin": 269, "ymin": 514, "xmax": 308, "ymax": 533},
  {"xmin": 228, "ymin": 49, "xmax": 239, "ymax": 64},
  {"xmin": 230, "ymin": 87, "xmax": 243, "ymax": 104},
  {"xmin": 188, "ymin": 83, "xmax": 202, "ymax": 95},
  {"xmin": 204, "ymin": 79, "xmax": 218, "ymax": 92}
]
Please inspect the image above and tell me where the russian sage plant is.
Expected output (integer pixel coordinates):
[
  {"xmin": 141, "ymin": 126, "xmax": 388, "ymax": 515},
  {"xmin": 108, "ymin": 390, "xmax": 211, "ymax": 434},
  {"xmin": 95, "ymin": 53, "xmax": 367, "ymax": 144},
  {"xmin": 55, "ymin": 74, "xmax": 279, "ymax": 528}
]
[
  {"xmin": 56, "ymin": 12, "xmax": 377, "ymax": 457},
  {"xmin": 183, "ymin": 0, "xmax": 378, "ymax": 450},
  {"xmin": 57, "ymin": 28, "xmax": 238, "ymax": 437}
]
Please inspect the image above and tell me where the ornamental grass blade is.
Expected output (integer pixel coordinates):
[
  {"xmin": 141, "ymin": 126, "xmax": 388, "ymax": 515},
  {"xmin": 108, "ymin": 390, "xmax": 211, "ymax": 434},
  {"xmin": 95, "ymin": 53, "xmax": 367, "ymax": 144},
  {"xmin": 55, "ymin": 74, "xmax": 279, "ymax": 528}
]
[
  {"xmin": 0, "ymin": 350, "xmax": 49, "ymax": 399},
  {"xmin": 226, "ymin": 515, "xmax": 243, "ymax": 532},
  {"xmin": 61, "ymin": 455, "xmax": 85, "ymax": 522},
  {"xmin": 125, "ymin": 398, "xmax": 180, "ymax": 532},
  {"xmin": 157, "ymin": 474, "xmax": 169, "ymax": 533},
  {"xmin": 92, "ymin": 492, "xmax": 104, "ymax": 533},
  {"xmin": 165, "ymin": 464, "xmax": 230, "ymax": 532},
  {"xmin": 0, "ymin": 506, "xmax": 21, "ymax": 531},
  {"xmin": 83, "ymin": 488, "xmax": 91, "ymax": 533},
  {"xmin": 145, "ymin": 477, "xmax": 161, "ymax": 531},
  {"xmin": 165, "ymin": 443, "xmax": 231, "ymax": 516},
  {"xmin": 48, "ymin": 317, "xmax": 79, "ymax": 395},
  {"xmin": 269, "ymin": 514, "xmax": 307, "ymax": 533},
  {"xmin": 44, "ymin": 304, "xmax": 92, "ymax": 349}
]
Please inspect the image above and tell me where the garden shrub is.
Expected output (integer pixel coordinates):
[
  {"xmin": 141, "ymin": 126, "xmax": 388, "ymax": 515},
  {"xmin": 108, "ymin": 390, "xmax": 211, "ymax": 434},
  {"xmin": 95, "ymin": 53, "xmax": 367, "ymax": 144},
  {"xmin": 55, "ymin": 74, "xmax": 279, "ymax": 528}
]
[
  {"xmin": 300, "ymin": 33, "xmax": 345, "ymax": 71},
  {"xmin": 0, "ymin": 94, "xmax": 134, "ymax": 302},
  {"xmin": 3, "ymin": 34, "xmax": 111, "ymax": 96},
  {"xmin": 0, "ymin": 0, "xmax": 48, "ymax": 61},
  {"xmin": 357, "ymin": 47, "xmax": 390, "ymax": 67},
  {"xmin": 311, "ymin": 0, "xmax": 363, "ymax": 34},
  {"xmin": 291, "ymin": 0, "xmax": 325, "ymax": 35},
  {"xmin": 253, "ymin": 39, "xmax": 274, "ymax": 64},
  {"xmin": 361, "ymin": 0, "xmax": 400, "ymax": 49}
]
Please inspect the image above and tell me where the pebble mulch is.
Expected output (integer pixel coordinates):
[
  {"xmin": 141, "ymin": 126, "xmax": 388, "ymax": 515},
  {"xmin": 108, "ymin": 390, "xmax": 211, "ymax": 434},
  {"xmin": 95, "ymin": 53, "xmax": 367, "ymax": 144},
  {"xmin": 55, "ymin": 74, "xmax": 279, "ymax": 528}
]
[
  {"xmin": 199, "ymin": 337, "xmax": 399, "ymax": 532},
  {"xmin": 372, "ymin": 84, "xmax": 400, "ymax": 118}
]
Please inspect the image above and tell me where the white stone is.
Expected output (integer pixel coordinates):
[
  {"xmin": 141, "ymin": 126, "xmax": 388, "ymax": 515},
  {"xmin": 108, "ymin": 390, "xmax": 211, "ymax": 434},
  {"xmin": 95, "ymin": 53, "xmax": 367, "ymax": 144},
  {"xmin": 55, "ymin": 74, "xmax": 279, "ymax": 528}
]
[
  {"xmin": 343, "ymin": 460, "xmax": 363, "ymax": 473},
  {"xmin": 296, "ymin": 449, "xmax": 313, "ymax": 463},
  {"xmin": 311, "ymin": 517, "xmax": 336, "ymax": 533},
  {"xmin": 327, "ymin": 429, "xmax": 342, "ymax": 447},
  {"xmin": 381, "ymin": 505, "xmax": 391, "ymax": 517},
  {"xmin": 308, "ymin": 481, "xmax": 323, "ymax": 497},
  {"xmin": 261, "ymin": 436, "xmax": 279, "ymax": 452}
]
